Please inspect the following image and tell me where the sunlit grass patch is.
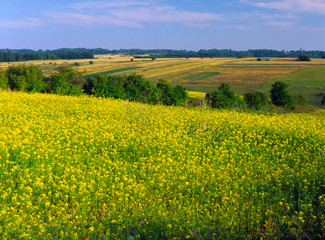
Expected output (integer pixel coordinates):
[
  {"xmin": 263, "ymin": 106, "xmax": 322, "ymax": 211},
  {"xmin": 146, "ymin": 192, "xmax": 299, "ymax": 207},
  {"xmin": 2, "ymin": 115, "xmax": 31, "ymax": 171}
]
[
  {"xmin": 183, "ymin": 72, "xmax": 220, "ymax": 81},
  {"xmin": 83, "ymin": 67, "xmax": 141, "ymax": 79},
  {"xmin": 187, "ymin": 91, "xmax": 206, "ymax": 99}
]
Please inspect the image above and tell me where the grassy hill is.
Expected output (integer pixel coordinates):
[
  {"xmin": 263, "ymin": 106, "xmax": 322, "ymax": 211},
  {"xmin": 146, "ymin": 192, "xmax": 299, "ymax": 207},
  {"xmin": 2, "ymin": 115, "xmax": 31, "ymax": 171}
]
[
  {"xmin": 258, "ymin": 65, "xmax": 325, "ymax": 106},
  {"xmin": 0, "ymin": 91, "xmax": 324, "ymax": 239}
]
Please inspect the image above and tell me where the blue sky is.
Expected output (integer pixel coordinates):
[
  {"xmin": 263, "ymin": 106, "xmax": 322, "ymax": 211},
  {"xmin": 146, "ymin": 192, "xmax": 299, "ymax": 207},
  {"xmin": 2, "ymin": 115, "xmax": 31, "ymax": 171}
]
[{"xmin": 1, "ymin": 0, "xmax": 324, "ymax": 50}]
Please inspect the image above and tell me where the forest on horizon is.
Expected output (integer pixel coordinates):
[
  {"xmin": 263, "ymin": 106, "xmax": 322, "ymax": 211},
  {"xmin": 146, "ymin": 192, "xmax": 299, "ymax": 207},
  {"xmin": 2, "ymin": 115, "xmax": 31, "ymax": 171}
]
[{"xmin": 0, "ymin": 48, "xmax": 325, "ymax": 62}]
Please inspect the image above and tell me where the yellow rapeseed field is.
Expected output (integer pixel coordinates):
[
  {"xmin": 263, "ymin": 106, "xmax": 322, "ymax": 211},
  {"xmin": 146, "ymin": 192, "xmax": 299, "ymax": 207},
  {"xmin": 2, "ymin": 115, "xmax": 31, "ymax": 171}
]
[{"xmin": 0, "ymin": 91, "xmax": 324, "ymax": 239}]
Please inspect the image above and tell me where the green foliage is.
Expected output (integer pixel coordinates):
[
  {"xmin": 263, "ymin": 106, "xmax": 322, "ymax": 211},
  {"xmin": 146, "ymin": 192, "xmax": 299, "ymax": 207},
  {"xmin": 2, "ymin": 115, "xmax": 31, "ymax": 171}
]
[
  {"xmin": 294, "ymin": 95, "xmax": 307, "ymax": 106},
  {"xmin": 297, "ymin": 56, "xmax": 311, "ymax": 61},
  {"xmin": 172, "ymin": 85, "xmax": 188, "ymax": 105},
  {"xmin": 157, "ymin": 80, "xmax": 174, "ymax": 105},
  {"xmin": 206, "ymin": 83, "xmax": 242, "ymax": 109},
  {"xmin": 123, "ymin": 74, "xmax": 160, "ymax": 104},
  {"xmin": 321, "ymin": 94, "xmax": 325, "ymax": 106},
  {"xmin": 85, "ymin": 74, "xmax": 188, "ymax": 106},
  {"xmin": 45, "ymin": 65, "xmax": 85, "ymax": 96},
  {"xmin": 270, "ymin": 81, "xmax": 295, "ymax": 108},
  {"xmin": 5, "ymin": 64, "xmax": 45, "ymax": 92},
  {"xmin": 0, "ymin": 68, "xmax": 8, "ymax": 89},
  {"xmin": 156, "ymin": 80, "xmax": 188, "ymax": 106},
  {"xmin": 89, "ymin": 61, "xmax": 94, "ymax": 65},
  {"xmin": 244, "ymin": 91, "xmax": 268, "ymax": 110},
  {"xmin": 84, "ymin": 74, "xmax": 125, "ymax": 99}
]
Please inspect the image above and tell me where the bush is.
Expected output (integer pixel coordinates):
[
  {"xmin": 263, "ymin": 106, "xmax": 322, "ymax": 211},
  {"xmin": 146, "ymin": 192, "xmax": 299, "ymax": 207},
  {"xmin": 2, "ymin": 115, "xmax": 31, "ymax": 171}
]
[
  {"xmin": 156, "ymin": 80, "xmax": 188, "ymax": 106},
  {"xmin": 297, "ymin": 56, "xmax": 311, "ymax": 61},
  {"xmin": 172, "ymin": 85, "xmax": 188, "ymax": 106},
  {"xmin": 84, "ymin": 74, "xmax": 126, "ymax": 99},
  {"xmin": 294, "ymin": 95, "xmax": 307, "ymax": 106},
  {"xmin": 244, "ymin": 91, "xmax": 268, "ymax": 110},
  {"xmin": 123, "ymin": 74, "xmax": 160, "ymax": 104},
  {"xmin": 157, "ymin": 80, "xmax": 174, "ymax": 105},
  {"xmin": 6, "ymin": 64, "xmax": 45, "ymax": 92},
  {"xmin": 89, "ymin": 61, "xmax": 94, "ymax": 65},
  {"xmin": 0, "ymin": 68, "xmax": 8, "ymax": 89},
  {"xmin": 45, "ymin": 65, "xmax": 85, "ymax": 96},
  {"xmin": 206, "ymin": 83, "xmax": 242, "ymax": 109},
  {"xmin": 85, "ymin": 74, "xmax": 188, "ymax": 106},
  {"xmin": 270, "ymin": 81, "xmax": 295, "ymax": 108}
]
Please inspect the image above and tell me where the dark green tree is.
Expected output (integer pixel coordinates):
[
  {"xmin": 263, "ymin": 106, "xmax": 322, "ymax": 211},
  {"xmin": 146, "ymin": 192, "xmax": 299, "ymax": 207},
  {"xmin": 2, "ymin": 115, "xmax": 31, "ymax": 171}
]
[
  {"xmin": 45, "ymin": 65, "xmax": 85, "ymax": 95},
  {"xmin": 157, "ymin": 80, "xmax": 174, "ymax": 105},
  {"xmin": 244, "ymin": 91, "xmax": 268, "ymax": 110},
  {"xmin": 6, "ymin": 64, "xmax": 45, "ymax": 92},
  {"xmin": 172, "ymin": 85, "xmax": 188, "ymax": 105},
  {"xmin": 206, "ymin": 83, "xmax": 241, "ymax": 109},
  {"xmin": 84, "ymin": 74, "xmax": 125, "ymax": 99},
  {"xmin": 123, "ymin": 74, "xmax": 160, "ymax": 104},
  {"xmin": 297, "ymin": 56, "xmax": 311, "ymax": 61},
  {"xmin": 270, "ymin": 81, "xmax": 295, "ymax": 108}
]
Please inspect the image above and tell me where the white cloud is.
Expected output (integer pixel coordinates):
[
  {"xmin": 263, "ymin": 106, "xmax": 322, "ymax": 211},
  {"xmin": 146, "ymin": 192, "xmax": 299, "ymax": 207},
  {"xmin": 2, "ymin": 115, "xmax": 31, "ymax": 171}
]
[
  {"xmin": 240, "ymin": 0, "xmax": 325, "ymax": 14},
  {"xmin": 46, "ymin": 0, "xmax": 224, "ymax": 27},
  {"xmin": 266, "ymin": 20, "xmax": 294, "ymax": 28},
  {"xmin": 0, "ymin": 18, "xmax": 44, "ymax": 28}
]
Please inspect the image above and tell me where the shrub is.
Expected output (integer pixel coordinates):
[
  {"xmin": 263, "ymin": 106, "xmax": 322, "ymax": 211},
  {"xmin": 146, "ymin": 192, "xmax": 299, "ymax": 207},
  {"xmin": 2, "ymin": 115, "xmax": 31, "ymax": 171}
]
[
  {"xmin": 294, "ymin": 95, "xmax": 307, "ymax": 106},
  {"xmin": 89, "ymin": 61, "xmax": 94, "ymax": 65},
  {"xmin": 157, "ymin": 80, "xmax": 174, "ymax": 105},
  {"xmin": 270, "ymin": 81, "xmax": 295, "ymax": 108},
  {"xmin": 0, "ymin": 68, "xmax": 8, "ymax": 89},
  {"xmin": 172, "ymin": 85, "xmax": 188, "ymax": 106},
  {"xmin": 6, "ymin": 64, "xmax": 45, "ymax": 92},
  {"xmin": 45, "ymin": 65, "xmax": 85, "ymax": 96},
  {"xmin": 297, "ymin": 56, "xmax": 311, "ymax": 61},
  {"xmin": 206, "ymin": 83, "xmax": 242, "ymax": 109},
  {"xmin": 123, "ymin": 74, "xmax": 160, "ymax": 104},
  {"xmin": 156, "ymin": 80, "xmax": 188, "ymax": 106},
  {"xmin": 244, "ymin": 91, "xmax": 268, "ymax": 110},
  {"xmin": 84, "ymin": 74, "xmax": 126, "ymax": 99}
]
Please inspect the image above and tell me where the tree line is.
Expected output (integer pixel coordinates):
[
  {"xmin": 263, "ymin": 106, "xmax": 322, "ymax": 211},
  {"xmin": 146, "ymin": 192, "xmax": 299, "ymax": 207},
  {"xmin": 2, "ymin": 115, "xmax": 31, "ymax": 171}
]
[
  {"xmin": 1, "ymin": 48, "xmax": 324, "ymax": 62},
  {"xmin": 0, "ymin": 64, "xmax": 188, "ymax": 106},
  {"xmin": 1, "ymin": 64, "xmax": 324, "ymax": 109},
  {"xmin": 0, "ymin": 49, "xmax": 94, "ymax": 62},
  {"xmin": 205, "ymin": 81, "xmax": 318, "ymax": 110},
  {"xmin": 85, "ymin": 48, "xmax": 325, "ymax": 58}
]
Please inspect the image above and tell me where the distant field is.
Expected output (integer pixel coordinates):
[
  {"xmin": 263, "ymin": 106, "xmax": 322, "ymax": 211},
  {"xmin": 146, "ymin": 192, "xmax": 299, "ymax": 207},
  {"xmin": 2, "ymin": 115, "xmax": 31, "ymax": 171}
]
[{"xmin": 1, "ymin": 55, "xmax": 324, "ymax": 106}]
